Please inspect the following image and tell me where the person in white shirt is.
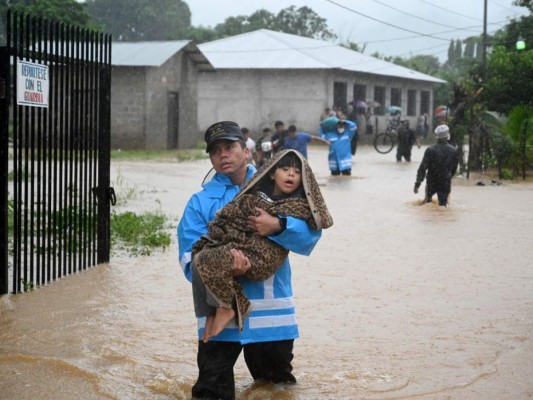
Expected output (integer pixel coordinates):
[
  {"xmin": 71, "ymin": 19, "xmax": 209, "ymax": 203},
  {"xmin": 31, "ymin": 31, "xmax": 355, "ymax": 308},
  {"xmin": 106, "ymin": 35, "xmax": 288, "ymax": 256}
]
[{"xmin": 241, "ymin": 127, "xmax": 256, "ymax": 165}]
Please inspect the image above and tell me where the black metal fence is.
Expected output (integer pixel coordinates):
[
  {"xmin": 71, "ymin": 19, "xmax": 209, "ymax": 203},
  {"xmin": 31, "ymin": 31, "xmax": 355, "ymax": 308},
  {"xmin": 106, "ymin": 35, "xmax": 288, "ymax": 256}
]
[{"xmin": 0, "ymin": 10, "xmax": 113, "ymax": 294}]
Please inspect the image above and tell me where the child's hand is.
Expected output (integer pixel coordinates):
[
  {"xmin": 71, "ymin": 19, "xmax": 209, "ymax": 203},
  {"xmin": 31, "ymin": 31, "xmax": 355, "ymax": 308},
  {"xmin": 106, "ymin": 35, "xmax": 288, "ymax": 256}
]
[
  {"xmin": 248, "ymin": 207, "xmax": 282, "ymax": 236},
  {"xmin": 231, "ymin": 249, "xmax": 251, "ymax": 276}
]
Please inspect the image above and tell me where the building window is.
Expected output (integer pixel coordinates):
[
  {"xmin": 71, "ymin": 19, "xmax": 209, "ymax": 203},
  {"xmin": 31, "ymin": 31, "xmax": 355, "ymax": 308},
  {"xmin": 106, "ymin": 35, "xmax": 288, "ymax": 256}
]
[
  {"xmin": 374, "ymin": 86, "xmax": 385, "ymax": 115},
  {"xmin": 391, "ymin": 88, "xmax": 402, "ymax": 108},
  {"xmin": 353, "ymin": 84, "xmax": 366, "ymax": 103},
  {"xmin": 420, "ymin": 90, "xmax": 430, "ymax": 115},
  {"xmin": 407, "ymin": 90, "xmax": 416, "ymax": 116},
  {"xmin": 333, "ymin": 81, "xmax": 348, "ymax": 113}
]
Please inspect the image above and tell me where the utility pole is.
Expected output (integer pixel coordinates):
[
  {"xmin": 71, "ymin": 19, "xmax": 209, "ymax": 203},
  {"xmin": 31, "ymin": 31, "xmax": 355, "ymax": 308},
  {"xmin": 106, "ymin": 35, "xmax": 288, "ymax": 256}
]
[{"xmin": 482, "ymin": 0, "xmax": 488, "ymax": 81}]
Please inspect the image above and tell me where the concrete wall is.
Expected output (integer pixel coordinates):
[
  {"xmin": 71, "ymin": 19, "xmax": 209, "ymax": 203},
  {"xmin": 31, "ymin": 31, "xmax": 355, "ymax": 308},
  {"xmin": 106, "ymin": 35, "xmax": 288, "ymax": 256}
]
[
  {"xmin": 197, "ymin": 68, "xmax": 438, "ymax": 142},
  {"xmin": 198, "ymin": 69, "xmax": 328, "ymax": 138},
  {"xmin": 111, "ymin": 46, "xmax": 200, "ymax": 150},
  {"xmin": 110, "ymin": 67, "xmax": 146, "ymax": 149},
  {"xmin": 177, "ymin": 51, "xmax": 200, "ymax": 149}
]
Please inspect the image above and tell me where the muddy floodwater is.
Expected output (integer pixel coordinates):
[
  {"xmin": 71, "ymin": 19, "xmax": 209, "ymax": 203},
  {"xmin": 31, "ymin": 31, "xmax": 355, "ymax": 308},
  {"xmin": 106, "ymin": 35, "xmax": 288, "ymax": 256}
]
[{"xmin": 1, "ymin": 145, "xmax": 532, "ymax": 400}]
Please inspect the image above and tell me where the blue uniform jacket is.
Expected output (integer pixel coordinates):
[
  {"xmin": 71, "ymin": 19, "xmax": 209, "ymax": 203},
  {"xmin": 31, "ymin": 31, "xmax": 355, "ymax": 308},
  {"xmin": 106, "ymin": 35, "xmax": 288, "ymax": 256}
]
[
  {"xmin": 319, "ymin": 119, "xmax": 357, "ymax": 172},
  {"xmin": 177, "ymin": 164, "xmax": 322, "ymax": 344}
]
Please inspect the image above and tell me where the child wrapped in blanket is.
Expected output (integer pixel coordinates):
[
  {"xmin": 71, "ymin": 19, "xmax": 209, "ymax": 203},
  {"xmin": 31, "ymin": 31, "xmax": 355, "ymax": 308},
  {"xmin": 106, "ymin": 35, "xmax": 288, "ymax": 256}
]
[{"xmin": 191, "ymin": 149, "xmax": 333, "ymax": 342}]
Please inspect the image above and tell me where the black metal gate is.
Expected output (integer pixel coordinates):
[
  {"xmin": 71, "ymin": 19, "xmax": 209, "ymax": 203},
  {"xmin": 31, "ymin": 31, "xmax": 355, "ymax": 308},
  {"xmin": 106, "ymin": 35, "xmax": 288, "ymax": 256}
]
[{"xmin": 0, "ymin": 10, "xmax": 113, "ymax": 294}]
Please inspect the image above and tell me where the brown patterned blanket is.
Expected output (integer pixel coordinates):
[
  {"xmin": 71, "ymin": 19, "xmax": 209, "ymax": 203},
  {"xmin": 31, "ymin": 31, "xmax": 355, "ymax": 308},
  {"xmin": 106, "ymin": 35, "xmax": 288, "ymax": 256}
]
[{"xmin": 192, "ymin": 149, "xmax": 333, "ymax": 329}]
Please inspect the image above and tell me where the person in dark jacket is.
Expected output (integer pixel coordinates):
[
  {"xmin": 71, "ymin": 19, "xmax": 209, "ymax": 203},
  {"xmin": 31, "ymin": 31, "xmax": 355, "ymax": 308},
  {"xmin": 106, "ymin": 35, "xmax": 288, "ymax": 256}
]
[
  {"xmin": 396, "ymin": 120, "xmax": 420, "ymax": 162},
  {"xmin": 414, "ymin": 124, "xmax": 459, "ymax": 207},
  {"xmin": 346, "ymin": 103, "xmax": 359, "ymax": 155},
  {"xmin": 272, "ymin": 120, "xmax": 287, "ymax": 154}
]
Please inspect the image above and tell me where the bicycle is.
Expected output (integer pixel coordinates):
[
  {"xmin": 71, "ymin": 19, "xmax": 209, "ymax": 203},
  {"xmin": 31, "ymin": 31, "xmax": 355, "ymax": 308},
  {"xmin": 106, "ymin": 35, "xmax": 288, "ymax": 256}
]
[{"xmin": 374, "ymin": 120, "xmax": 400, "ymax": 154}]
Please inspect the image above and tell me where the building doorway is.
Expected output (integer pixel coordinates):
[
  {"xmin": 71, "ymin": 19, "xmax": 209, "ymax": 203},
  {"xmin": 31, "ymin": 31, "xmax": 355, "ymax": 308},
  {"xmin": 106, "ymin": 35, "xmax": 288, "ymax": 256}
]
[{"xmin": 167, "ymin": 91, "xmax": 179, "ymax": 149}]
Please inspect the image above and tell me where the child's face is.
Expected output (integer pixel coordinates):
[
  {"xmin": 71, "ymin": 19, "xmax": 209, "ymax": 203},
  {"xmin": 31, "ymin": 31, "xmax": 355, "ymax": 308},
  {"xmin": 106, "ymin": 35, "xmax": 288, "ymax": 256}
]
[{"xmin": 271, "ymin": 165, "xmax": 302, "ymax": 197}]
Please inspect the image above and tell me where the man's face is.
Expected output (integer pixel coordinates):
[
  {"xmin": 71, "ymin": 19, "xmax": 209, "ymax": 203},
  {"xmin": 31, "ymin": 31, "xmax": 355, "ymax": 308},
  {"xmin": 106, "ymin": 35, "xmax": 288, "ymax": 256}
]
[
  {"xmin": 208, "ymin": 140, "xmax": 249, "ymax": 179},
  {"xmin": 275, "ymin": 125, "xmax": 284, "ymax": 133},
  {"xmin": 288, "ymin": 130, "xmax": 296, "ymax": 138}
]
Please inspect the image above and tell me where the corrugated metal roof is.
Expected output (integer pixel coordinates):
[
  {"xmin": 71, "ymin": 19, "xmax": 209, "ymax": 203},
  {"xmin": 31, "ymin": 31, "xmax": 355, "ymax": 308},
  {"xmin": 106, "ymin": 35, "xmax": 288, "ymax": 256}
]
[
  {"xmin": 199, "ymin": 29, "xmax": 445, "ymax": 83},
  {"xmin": 112, "ymin": 40, "xmax": 215, "ymax": 71},
  {"xmin": 112, "ymin": 41, "xmax": 190, "ymax": 66}
]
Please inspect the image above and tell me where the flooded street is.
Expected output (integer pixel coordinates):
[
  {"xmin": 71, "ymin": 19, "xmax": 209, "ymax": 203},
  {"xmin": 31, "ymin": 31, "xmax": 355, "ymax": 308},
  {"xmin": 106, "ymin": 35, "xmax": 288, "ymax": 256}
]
[{"xmin": 1, "ymin": 145, "xmax": 532, "ymax": 399}]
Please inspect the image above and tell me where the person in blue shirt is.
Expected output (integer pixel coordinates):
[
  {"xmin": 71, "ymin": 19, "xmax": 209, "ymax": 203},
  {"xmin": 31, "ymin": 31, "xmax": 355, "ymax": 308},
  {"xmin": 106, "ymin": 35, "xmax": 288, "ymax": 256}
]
[
  {"xmin": 281, "ymin": 124, "xmax": 329, "ymax": 159},
  {"xmin": 177, "ymin": 121, "xmax": 322, "ymax": 400},
  {"xmin": 318, "ymin": 116, "xmax": 357, "ymax": 176}
]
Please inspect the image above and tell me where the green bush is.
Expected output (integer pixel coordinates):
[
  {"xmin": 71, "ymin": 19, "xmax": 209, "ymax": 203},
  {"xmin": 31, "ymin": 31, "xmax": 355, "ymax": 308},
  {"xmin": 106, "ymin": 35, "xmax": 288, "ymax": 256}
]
[{"xmin": 110, "ymin": 211, "xmax": 171, "ymax": 256}]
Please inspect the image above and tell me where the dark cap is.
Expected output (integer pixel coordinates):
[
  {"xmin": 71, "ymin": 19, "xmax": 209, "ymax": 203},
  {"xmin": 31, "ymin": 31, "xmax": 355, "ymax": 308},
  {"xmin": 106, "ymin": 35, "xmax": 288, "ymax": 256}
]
[{"xmin": 204, "ymin": 121, "xmax": 244, "ymax": 153}]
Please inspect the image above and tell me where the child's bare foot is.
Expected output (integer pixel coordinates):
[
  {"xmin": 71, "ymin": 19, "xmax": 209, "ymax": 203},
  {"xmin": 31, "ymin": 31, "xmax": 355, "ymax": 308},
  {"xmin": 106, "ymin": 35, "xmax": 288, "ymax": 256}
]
[
  {"xmin": 208, "ymin": 307, "xmax": 235, "ymax": 338},
  {"xmin": 203, "ymin": 315, "xmax": 214, "ymax": 343}
]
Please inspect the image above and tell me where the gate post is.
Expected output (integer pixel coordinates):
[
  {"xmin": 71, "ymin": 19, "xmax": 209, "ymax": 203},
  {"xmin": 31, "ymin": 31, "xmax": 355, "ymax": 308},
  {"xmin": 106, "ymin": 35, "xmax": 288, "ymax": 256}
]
[
  {"xmin": 97, "ymin": 35, "xmax": 113, "ymax": 264},
  {"xmin": 0, "ymin": 45, "xmax": 9, "ymax": 295}
]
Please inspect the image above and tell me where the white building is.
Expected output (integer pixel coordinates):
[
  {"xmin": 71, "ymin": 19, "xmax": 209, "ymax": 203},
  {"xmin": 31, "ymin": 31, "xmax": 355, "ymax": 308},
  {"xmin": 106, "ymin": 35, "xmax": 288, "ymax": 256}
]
[
  {"xmin": 198, "ymin": 29, "xmax": 446, "ymax": 139},
  {"xmin": 110, "ymin": 30, "xmax": 446, "ymax": 149}
]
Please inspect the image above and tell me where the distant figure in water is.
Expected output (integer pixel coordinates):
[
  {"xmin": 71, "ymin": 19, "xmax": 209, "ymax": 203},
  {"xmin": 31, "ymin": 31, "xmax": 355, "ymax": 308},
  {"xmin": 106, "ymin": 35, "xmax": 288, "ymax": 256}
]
[{"xmin": 414, "ymin": 124, "xmax": 459, "ymax": 207}]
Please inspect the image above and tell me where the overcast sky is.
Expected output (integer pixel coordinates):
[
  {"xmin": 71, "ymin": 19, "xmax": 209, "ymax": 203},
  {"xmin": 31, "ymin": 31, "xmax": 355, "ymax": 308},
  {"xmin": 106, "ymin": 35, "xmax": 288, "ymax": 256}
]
[{"xmin": 186, "ymin": 0, "xmax": 528, "ymax": 62}]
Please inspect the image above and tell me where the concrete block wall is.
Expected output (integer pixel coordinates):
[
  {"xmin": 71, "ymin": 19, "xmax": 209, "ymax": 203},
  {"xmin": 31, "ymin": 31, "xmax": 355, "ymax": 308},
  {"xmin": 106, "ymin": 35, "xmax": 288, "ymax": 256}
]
[
  {"xmin": 198, "ymin": 69, "xmax": 438, "ymax": 141},
  {"xmin": 110, "ymin": 67, "xmax": 146, "ymax": 149}
]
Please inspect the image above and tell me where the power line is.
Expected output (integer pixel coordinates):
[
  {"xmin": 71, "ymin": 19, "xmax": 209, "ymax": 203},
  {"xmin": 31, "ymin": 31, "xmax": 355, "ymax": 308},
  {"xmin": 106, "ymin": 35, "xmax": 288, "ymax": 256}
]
[
  {"xmin": 359, "ymin": 19, "xmax": 510, "ymax": 45},
  {"xmin": 398, "ymin": 43, "xmax": 449, "ymax": 57},
  {"xmin": 375, "ymin": 27, "xmax": 508, "ymax": 65},
  {"xmin": 369, "ymin": 0, "xmax": 480, "ymax": 33},
  {"xmin": 323, "ymin": 0, "xmax": 451, "ymax": 41},
  {"xmin": 416, "ymin": 0, "xmax": 483, "ymax": 21}
]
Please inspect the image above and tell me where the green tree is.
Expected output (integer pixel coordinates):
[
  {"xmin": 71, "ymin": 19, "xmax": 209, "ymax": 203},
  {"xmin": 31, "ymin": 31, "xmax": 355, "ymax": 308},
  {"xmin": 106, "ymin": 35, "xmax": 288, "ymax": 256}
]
[
  {"xmin": 87, "ymin": 0, "xmax": 191, "ymax": 41},
  {"xmin": 3, "ymin": 0, "xmax": 91, "ymax": 25},
  {"xmin": 476, "ymin": 41, "xmax": 483, "ymax": 59},
  {"xmin": 340, "ymin": 41, "xmax": 364, "ymax": 52},
  {"xmin": 491, "ymin": 13, "xmax": 533, "ymax": 52},
  {"xmin": 171, "ymin": 6, "xmax": 335, "ymax": 43},
  {"xmin": 1, "ymin": 0, "xmax": 93, "ymax": 44},
  {"xmin": 505, "ymin": 105, "xmax": 533, "ymax": 178},
  {"xmin": 447, "ymin": 39, "xmax": 456, "ymax": 64},
  {"xmin": 213, "ymin": 15, "xmax": 248, "ymax": 37},
  {"xmin": 513, "ymin": 0, "xmax": 533, "ymax": 12},
  {"xmin": 464, "ymin": 37, "xmax": 476, "ymax": 58},
  {"xmin": 273, "ymin": 6, "xmax": 335, "ymax": 40},
  {"xmin": 482, "ymin": 46, "xmax": 533, "ymax": 113},
  {"xmin": 454, "ymin": 39, "xmax": 463, "ymax": 60},
  {"xmin": 175, "ymin": 25, "xmax": 219, "ymax": 43},
  {"xmin": 392, "ymin": 54, "xmax": 441, "ymax": 76},
  {"xmin": 247, "ymin": 9, "xmax": 276, "ymax": 32}
]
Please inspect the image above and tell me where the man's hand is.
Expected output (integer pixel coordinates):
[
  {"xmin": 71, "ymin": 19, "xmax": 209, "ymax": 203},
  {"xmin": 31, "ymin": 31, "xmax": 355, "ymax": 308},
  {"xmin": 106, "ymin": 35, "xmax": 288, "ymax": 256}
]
[
  {"xmin": 231, "ymin": 249, "xmax": 251, "ymax": 276},
  {"xmin": 414, "ymin": 184, "xmax": 419, "ymax": 194},
  {"xmin": 248, "ymin": 207, "xmax": 282, "ymax": 236}
]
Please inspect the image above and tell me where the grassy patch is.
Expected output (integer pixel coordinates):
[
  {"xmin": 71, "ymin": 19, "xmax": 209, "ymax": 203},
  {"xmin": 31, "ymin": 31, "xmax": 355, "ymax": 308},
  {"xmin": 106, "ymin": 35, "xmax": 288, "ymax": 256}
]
[
  {"xmin": 112, "ymin": 170, "xmax": 138, "ymax": 206},
  {"xmin": 110, "ymin": 211, "xmax": 171, "ymax": 256}
]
